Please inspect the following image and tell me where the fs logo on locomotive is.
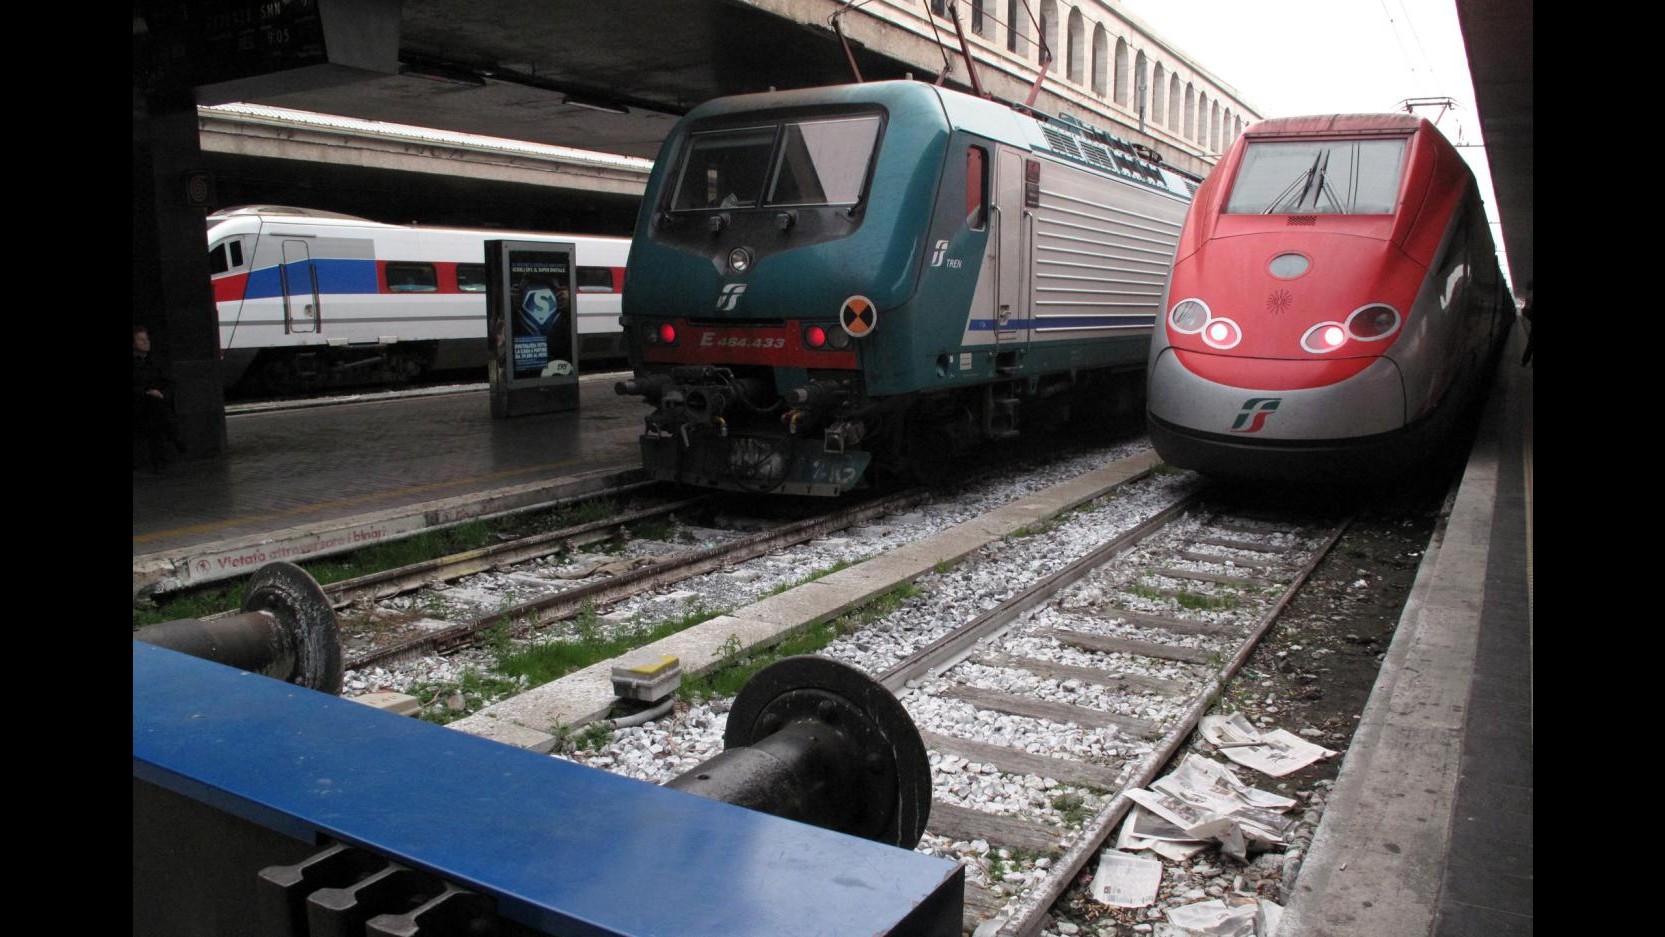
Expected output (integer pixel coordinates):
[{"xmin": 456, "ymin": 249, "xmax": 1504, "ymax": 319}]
[
  {"xmin": 1230, "ymin": 397, "xmax": 1282, "ymax": 433},
  {"xmin": 930, "ymin": 239, "xmax": 960, "ymax": 269},
  {"xmin": 716, "ymin": 283, "xmax": 747, "ymax": 311}
]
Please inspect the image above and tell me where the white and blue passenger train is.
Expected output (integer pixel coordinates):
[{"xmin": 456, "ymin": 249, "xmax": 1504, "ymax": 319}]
[{"xmin": 206, "ymin": 206, "xmax": 630, "ymax": 393}]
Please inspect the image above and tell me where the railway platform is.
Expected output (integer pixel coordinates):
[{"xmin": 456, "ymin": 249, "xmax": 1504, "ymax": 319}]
[
  {"xmin": 1281, "ymin": 330, "xmax": 1533, "ymax": 937},
  {"xmin": 131, "ymin": 371, "xmax": 649, "ymax": 598},
  {"xmin": 128, "ymin": 335, "xmax": 1532, "ymax": 936}
]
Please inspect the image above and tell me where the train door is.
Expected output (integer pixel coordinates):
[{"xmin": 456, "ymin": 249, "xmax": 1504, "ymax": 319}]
[
  {"xmin": 280, "ymin": 239, "xmax": 320, "ymax": 334},
  {"xmin": 993, "ymin": 148, "xmax": 1032, "ymax": 349}
]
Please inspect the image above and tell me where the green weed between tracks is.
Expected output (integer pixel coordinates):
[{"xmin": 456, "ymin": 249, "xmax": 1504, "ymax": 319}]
[
  {"xmin": 132, "ymin": 498, "xmax": 619, "ymax": 629},
  {"xmin": 679, "ymin": 580, "xmax": 922, "ymax": 702},
  {"xmin": 414, "ymin": 602, "xmax": 727, "ymax": 724}
]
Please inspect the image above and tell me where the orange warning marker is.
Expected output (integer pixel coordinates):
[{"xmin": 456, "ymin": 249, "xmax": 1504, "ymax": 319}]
[{"xmin": 840, "ymin": 295, "xmax": 877, "ymax": 338}]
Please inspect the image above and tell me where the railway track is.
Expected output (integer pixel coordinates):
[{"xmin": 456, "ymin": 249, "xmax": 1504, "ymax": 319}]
[
  {"xmin": 885, "ymin": 504, "xmax": 1347, "ymax": 936},
  {"xmin": 340, "ymin": 486, "xmax": 930, "ymax": 671},
  {"xmin": 330, "ymin": 435, "xmax": 1160, "ymax": 680},
  {"xmin": 552, "ymin": 485, "xmax": 1348, "ymax": 937},
  {"xmin": 325, "ymin": 495, "xmax": 709, "ymax": 612}
]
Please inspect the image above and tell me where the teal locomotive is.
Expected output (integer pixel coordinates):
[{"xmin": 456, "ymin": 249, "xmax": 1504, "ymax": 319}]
[{"xmin": 616, "ymin": 80, "xmax": 1197, "ymax": 495}]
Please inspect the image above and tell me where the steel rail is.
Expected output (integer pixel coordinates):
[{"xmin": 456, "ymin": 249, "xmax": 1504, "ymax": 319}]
[
  {"xmin": 325, "ymin": 497, "xmax": 708, "ymax": 609},
  {"xmin": 345, "ymin": 488, "xmax": 930, "ymax": 671},
  {"xmin": 998, "ymin": 516, "xmax": 1352, "ymax": 937},
  {"xmin": 878, "ymin": 492, "xmax": 1200, "ymax": 694}
]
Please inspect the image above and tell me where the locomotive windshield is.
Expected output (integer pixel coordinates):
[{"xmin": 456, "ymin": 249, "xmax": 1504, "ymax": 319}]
[
  {"xmin": 669, "ymin": 114, "xmax": 881, "ymax": 211},
  {"xmin": 1225, "ymin": 138, "xmax": 1406, "ymax": 215}
]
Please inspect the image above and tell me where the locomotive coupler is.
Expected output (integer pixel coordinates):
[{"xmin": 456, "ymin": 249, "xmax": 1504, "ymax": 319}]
[
  {"xmin": 683, "ymin": 377, "xmax": 771, "ymax": 422},
  {"xmin": 784, "ymin": 378, "xmax": 849, "ymax": 413},
  {"xmin": 614, "ymin": 372, "xmax": 674, "ymax": 405},
  {"xmin": 133, "ymin": 561, "xmax": 343, "ymax": 694},
  {"xmin": 663, "ymin": 655, "xmax": 931, "ymax": 849}
]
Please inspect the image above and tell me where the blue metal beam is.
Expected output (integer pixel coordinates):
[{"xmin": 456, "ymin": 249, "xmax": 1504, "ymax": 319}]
[{"xmin": 133, "ymin": 643, "xmax": 963, "ymax": 936}]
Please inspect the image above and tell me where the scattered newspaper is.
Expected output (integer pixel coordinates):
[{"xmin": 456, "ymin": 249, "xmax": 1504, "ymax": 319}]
[
  {"xmin": 1126, "ymin": 786, "xmax": 1214, "ymax": 831},
  {"xmin": 1163, "ymin": 897, "xmax": 1283, "ymax": 937},
  {"xmin": 1151, "ymin": 839, "xmax": 1212, "ymax": 862},
  {"xmin": 1089, "ymin": 849, "xmax": 1164, "ymax": 907},
  {"xmin": 1118, "ymin": 804, "xmax": 1196, "ymax": 843},
  {"xmin": 1199, "ymin": 713, "xmax": 1336, "ymax": 777},
  {"xmin": 1115, "ymin": 807, "xmax": 1213, "ymax": 861},
  {"xmin": 1155, "ymin": 755, "xmax": 1297, "ymax": 815},
  {"xmin": 1120, "ymin": 755, "xmax": 1303, "ymax": 861}
]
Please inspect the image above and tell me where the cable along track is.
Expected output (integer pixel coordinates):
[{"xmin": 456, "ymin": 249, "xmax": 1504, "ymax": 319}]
[{"xmin": 870, "ymin": 500, "xmax": 1348, "ymax": 937}]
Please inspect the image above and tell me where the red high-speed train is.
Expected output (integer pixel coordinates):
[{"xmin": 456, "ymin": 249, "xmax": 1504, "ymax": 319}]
[{"xmin": 1145, "ymin": 113, "xmax": 1513, "ymax": 482}]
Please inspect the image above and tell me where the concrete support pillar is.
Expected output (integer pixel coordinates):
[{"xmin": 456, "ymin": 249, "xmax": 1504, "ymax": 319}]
[{"xmin": 133, "ymin": 88, "xmax": 227, "ymax": 460}]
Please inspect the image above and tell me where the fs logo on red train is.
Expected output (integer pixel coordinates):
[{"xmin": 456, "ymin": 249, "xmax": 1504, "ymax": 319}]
[
  {"xmin": 841, "ymin": 296, "xmax": 876, "ymax": 338},
  {"xmin": 1230, "ymin": 397, "xmax": 1282, "ymax": 433}
]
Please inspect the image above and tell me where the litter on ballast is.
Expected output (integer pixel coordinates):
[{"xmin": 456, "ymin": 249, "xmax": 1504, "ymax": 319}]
[
  {"xmin": 1088, "ymin": 848, "xmax": 1164, "ymax": 907},
  {"xmin": 1199, "ymin": 713, "xmax": 1336, "ymax": 777}
]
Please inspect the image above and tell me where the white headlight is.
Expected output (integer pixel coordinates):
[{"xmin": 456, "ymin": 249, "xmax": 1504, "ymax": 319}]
[{"xmin": 1301, "ymin": 322, "xmax": 1348, "ymax": 354}]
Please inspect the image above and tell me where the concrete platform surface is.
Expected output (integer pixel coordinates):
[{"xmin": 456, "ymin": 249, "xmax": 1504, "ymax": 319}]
[
  {"xmin": 1280, "ymin": 333, "xmax": 1532, "ymax": 937},
  {"xmin": 132, "ymin": 374, "xmax": 649, "ymax": 596}
]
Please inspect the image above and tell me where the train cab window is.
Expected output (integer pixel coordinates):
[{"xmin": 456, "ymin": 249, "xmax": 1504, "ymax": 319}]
[
  {"xmin": 671, "ymin": 126, "xmax": 776, "ymax": 210},
  {"xmin": 208, "ymin": 239, "xmax": 244, "ymax": 275},
  {"xmin": 670, "ymin": 115, "xmax": 881, "ymax": 212},
  {"xmin": 766, "ymin": 116, "xmax": 881, "ymax": 207},
  {"xmin": 457, "ymin": 263, "xmax": 488, "ymax": 293},
  {"xmin": 576, "ymin": 266, "xmax": 616, "ymax": 293},
  {"xmin": 1225, "ymin": 138, "xmax": 1407, "ymax": 215},
  {"xmin": 966, "ymin": 146, "xmax": 988, "ymax": 230},
  {"xmin": 386, "ymin": 262, "xmax": 438, "ymax": 292}
]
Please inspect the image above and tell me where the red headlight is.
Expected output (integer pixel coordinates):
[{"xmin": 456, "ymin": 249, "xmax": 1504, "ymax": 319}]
[
  {"xmin": 804, "ymin": 325, "xmax": 828, "ymax": 348},
  {"xmin": 657, "ymin": 323, "xmax": 678, "ymax": 345}
]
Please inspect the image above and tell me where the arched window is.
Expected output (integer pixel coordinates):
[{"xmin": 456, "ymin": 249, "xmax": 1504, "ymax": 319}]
[
  {"xmin": 1134, "ymin": 50, "xmax": 1148, "ymax": 118},
  {"xmin": 1114, "ymin": 38, "xmax": 1130, "ymax": 107},
  {"xmin": 1210, "ymin": 102, "xmax": 1221, "ymax": 151},
  {"xmin": 971, "ymin": 0, "xmax": 988, "ymax": 35},
  {"xmin": 1185, "ymin": 84, "xmax": 1196, "ymax": 141},
  {"xmin": 1152, "ymin": 64, "xmax": 1167, "ymax": 126},
  {"xmin": 1006, "ymin": 0, "xmax": 1028, "ymax": 57},
  {"xmin": 1169, "ymin": 74, "xmax": 1182, "ymax": 130},
  {"xmin": 1067, "ymin": 8, "xmax": 1085, "ymax": 84},
  {"xmin": 1091, "ymin": 24, "xmax": 1108, "ymax": 96},
  {"xmin": 1040, "ymin": 0, "xmax": 1059, "ymax": 70}
]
